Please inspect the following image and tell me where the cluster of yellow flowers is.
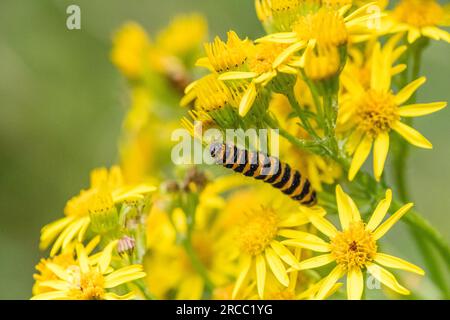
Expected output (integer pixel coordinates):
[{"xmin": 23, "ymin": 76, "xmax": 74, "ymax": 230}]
[{"xmin": 33, "ymin": 1, "xmax": 449, "ymax": 300}]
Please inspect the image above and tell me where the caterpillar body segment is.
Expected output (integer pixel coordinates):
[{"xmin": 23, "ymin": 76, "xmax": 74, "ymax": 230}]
[{"xmin": 209, "ymin": 143, "xmax": 317, "ymax": 206}]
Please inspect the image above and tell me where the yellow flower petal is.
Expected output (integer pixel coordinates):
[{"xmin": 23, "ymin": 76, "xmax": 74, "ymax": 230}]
[
  {"xmin": 366, "ymin": 189, "xmax": 392, "ymax": 232},
  {"xmin": 40, "ymin": 216, "xmax": 75, "ymax": 250},
  {"xmin": 398, "ymin": 102, "xmax": 447, "ymax": 117},
  {"xmin": 61, "ymin": 218, "xmax": 87, "ymax": 249},
  {"xmin": 273, "ymin": 41, "xmax": 305, "ymax": 68},
  {"xmin": 316, "ymin": 265, "xmax": 344, "ymax": 300},
  {"xmin": 256, "ymin": 254, "xmax": 266, "ymax": 298},
  {"xmin": 239, "ymin": 82, "xmax": 257, "ymax": 117},
  {"xmin": 394, "ymin": 77, "xmax": 426, "ymax": 105},
  {"xmin": 31, "ymin": 290, "xmax": 68, "ymax": 300},
  {"xmin": 104, "ymin": 272, "xmax": 146, "ymax": 289},
  {"xmin": 85, "ymin": 235, "xmax": 101, "ymax": 255},
  {"xmin": 371, "ymin": 42, "xmax": 389, "ymax": 92},
  {"xmin": 104, "ymin": 265, "xmax": 145, "ymax": 288},
  {"xmin": 348, "ymin": 135, "xmax": 373, "ymax": 181},
  {"xmin": 281, "ymin": 238, "xmax": 331, "ymax": 253},
  {"xmin": 298, "ymin": 254, "xmax": 334, "ymax": 270},
  {"xmin": 50, "ymin": 221, "xmax": 77, "ymax": 257},
  {"xmin": 256, "ymin": 32, "xmax": 297, "ymax": 44},
  {"xmin": 374, "ymin": 253, "xmax": 425, "ymax": 275},
  {"xmin": 77, "ymin": 217, "xmax": 91, "ymax": 242},
  {"xmin": 373, "ymin": 132, "xmax": 390, "ymax": 182},
  {"xmin": 38, "ymin": 280, "xmax": 70, "ymax": 291},
  {"xmin": 366, "ymin": 263, "xmax": 410, "ymax": 295},
  {"xmin": 98, "ymin": 240, "xmax": 118, "ymax": 274},
  {"xmin": 336, "ymin": 185, "xmax": 360, "ymax": 229},
  {"xmin": 270, "ymin": 240, "xmax": 300, "ymax": 269},
  {"xmin": 373, "ymin": 203, "xmax": 414, "ymax": 240},
  {"xmin": 392, "ymin": 121, "xmax": 433, "ymax": 149},
  {"xmin": 347, "ymin": 267, "xmax": 364, "ymax": 300},
  {"xmin": 278, "ymin": 213, "xmax": 309, "ymax": 228},
  {"xmin": 195, "ymin": 56, "xmax": 212, "ymax": 68},
  {"xmin": 218, "ymin": 71, "xmax": 258, "ymax": 81},
  {"xmin": 232, "ymin": 255, "xmax": 251, "ymax": 299},
  {"xmin": 407, "ymin": 28, "xmax": 421, "ymax": 44},
  {"xmin": 265, "ymin": 248, "xmax": 289, "ymax": 287},
  {"xmin": 76, "ymin": 243, "xmax": 90, "ymax": 273},
  {"xmin": 308, "ymin": 215, "xmax": 338, "ymax": 239},
  {"xmin": 45, "ymin": 263, "xmax": 70, "ymax": 282},
  {"xmin": 422, "ymin": 26, "xmax": 450, "ymax": 43}
]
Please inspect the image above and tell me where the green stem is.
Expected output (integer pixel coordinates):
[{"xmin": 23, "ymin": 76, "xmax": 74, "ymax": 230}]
[
  {"xmin": 410, "ymin": 228, "xmax": 450, "ymax": 298},
  {"xmin": 400, "ymin": 207, "xmax": 450, "ymax": 266},
  {"xmin": 393, "ymin": 38, "xmax": 428, "ymax": 202},
  {"xmin": 264, "ymin": 114, "xmax": 326, "ymax": 154},
  {"xmin": 286, "ymin": 91, "xmax": 321, "ymax": 140},
  {"xmin": 134, "ymin": 279, "xmax": 156, "ymax": 300}
]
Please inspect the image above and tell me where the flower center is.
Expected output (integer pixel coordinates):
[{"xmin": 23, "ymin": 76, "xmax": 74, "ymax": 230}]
[
  {"xmin": 393, "ymin": 0, "xmax": 444, "ymax": 28},
  {"xmin": 66, "ymin": 267, "xmax": 105, "ymax": 300},
  {"xmin": 331, "ymin": 221, "xmax": 377, "ymax": 270},
  {"xmin": 205, "ymin": 31, "xmax": 250, "ymax": 73},
  {"xmin": 78, "ymin": 270, "xmax": 105, "ymax": 300},
  {"xmin": 355, "ymin": 89, "xmax": 399, "ymax": 137},
  {"xmin": 238, "ymin": 207, "xmax": 279, "ymax": 256},
  {"xmin": 249, "ymin": 42, "xmax": 288, "ymax": 74},
  {"xmin": 294, "ymin": 8, "xmax": 348, "ymax": 47}
]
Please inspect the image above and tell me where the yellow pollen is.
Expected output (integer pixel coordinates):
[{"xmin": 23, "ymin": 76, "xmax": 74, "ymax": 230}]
[
  {"xmin": 238, "ymin": 207, "xmax": 279, "ymax": 256},
  {"xmin": 294, "ymin": 8, "xmax": 348, "ymax": 47},
  {"xmin": 356, "ymin": 89, "xmax": 399, "ymax": 137},
  {"xmin": 77, "ymin": 270, "xmax": 105, "ymax": 300},
  {"xmin": 205, "ymin": 31, "xmax": 250, "ymax": 73},
  {"xmin": 394, "ymin": 0, "xmax": 444, "ymax": 28},
  {"xmin": 331, "ymin": 221, "xmax": 377, "ymax": 270},
  {"xmin": 249, "ymin": 42, "xmax": 288, "ymax": 74}
]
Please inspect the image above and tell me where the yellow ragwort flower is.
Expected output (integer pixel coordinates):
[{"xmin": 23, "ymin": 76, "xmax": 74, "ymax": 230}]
[
  {"xmin": 230, "ymin": 186, "xmax": 327, "ymax": 299},
  {"xmin": 385, "ymin": 0, "xmax": 450, "ymax": 44},
  {"xmin": 111, "ymin": 22, "xmax": 151, "ymax": 78},
  {"xmin": 341, "ymin": 41, "xmax": 446, "ymax": 181},
  {"xmin": 292, "ymin": 185, "xmax": 424, "ymax": 300},
  {"xmin": 156, "ymin": 14, "xmax": 208, "ymax": 58},
  {"xmin": 40, "ymin": 166, "xmax": 156, "ymax": 256},
  {"xmin": 32, "ymin": 241, "xmax": 146, "ymax": 300}
]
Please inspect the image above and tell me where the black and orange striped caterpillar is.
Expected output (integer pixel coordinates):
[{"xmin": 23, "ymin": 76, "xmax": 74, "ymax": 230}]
[{"xmin": 209, "ymin": 142, "xmax": 317, "ymax": 206}]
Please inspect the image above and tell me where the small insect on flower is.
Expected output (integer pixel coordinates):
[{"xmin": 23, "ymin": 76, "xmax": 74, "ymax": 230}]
[
  {"xmin": 209, "ymin": 143, "xmax": 317, "ymax": 206},
  {"xmin": 288, "ymin": 185, "xmax": 424, "ymax": 300}
]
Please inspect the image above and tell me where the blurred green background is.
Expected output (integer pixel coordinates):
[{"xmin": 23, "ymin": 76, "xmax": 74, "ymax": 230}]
[{"xmin": 0, "ymin": 0, "xmax": 448, "ymax": 299}]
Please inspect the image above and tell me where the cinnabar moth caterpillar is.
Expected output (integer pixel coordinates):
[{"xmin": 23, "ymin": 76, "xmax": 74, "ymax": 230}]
[{"xmin": 209, "ymin": 143, "xmax": 317, "ymax": 206}]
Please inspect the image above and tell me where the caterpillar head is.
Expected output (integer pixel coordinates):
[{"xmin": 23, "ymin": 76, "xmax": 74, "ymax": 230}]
[{"xmin": 209, "ymin": 142, "xmax": 224, "ymax": 159}]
